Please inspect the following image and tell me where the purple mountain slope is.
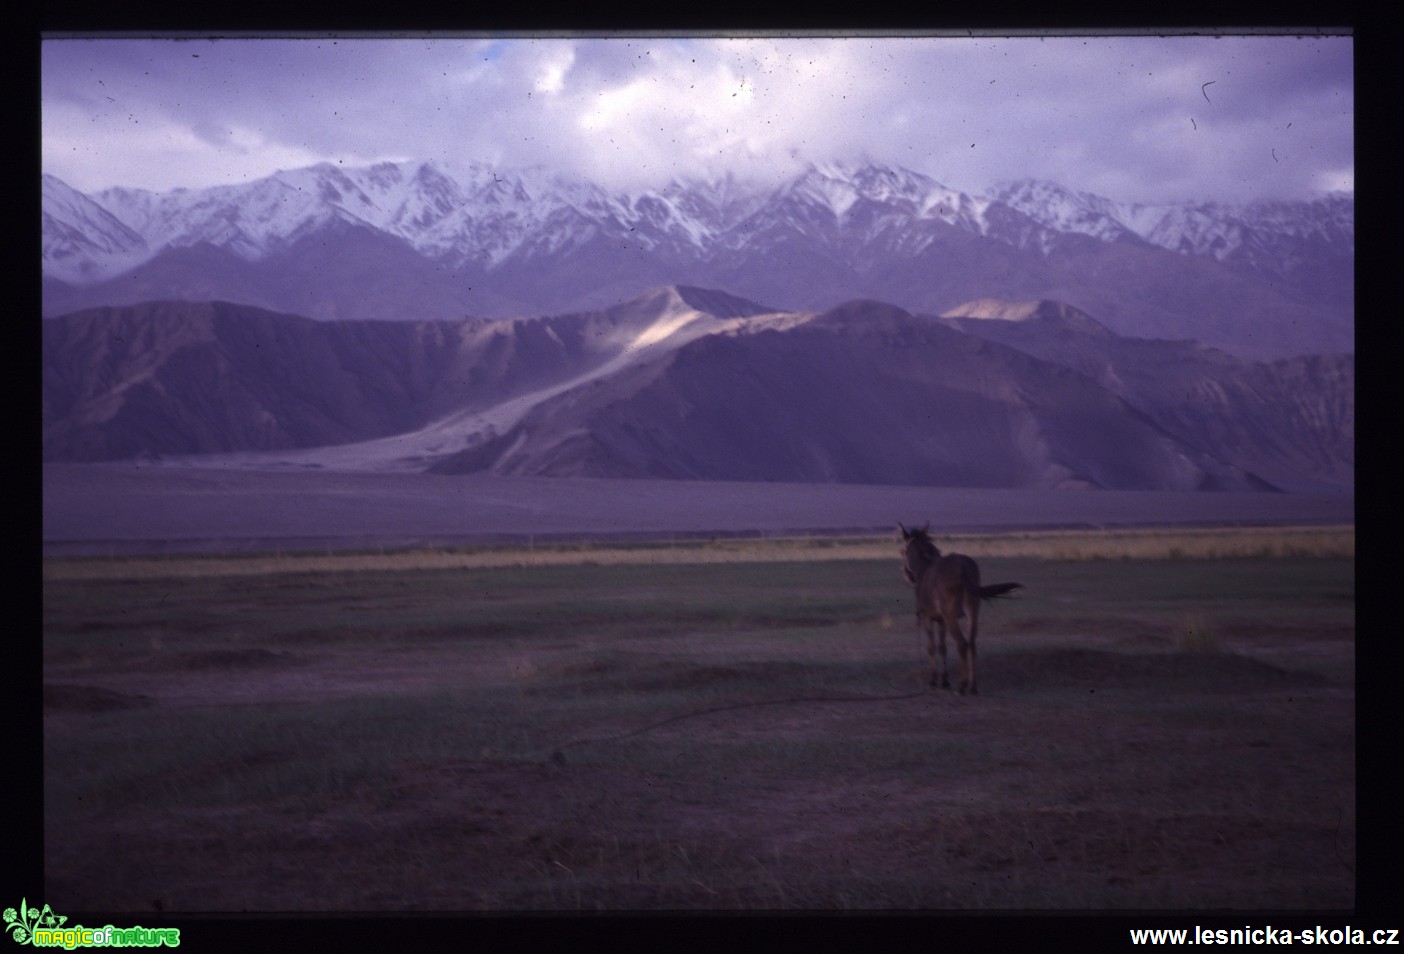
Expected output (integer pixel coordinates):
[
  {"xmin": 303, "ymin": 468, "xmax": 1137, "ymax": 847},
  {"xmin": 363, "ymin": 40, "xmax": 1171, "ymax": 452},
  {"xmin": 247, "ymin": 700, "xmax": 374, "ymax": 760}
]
[{"xmin": 42, "ymin": 289, "xmax": 1351, "ymax": 491}]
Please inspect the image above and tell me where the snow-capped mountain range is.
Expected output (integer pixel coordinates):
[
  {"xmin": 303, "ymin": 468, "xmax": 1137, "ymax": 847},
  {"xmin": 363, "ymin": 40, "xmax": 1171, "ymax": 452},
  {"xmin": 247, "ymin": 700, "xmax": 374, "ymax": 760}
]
[{"xmin": 41, "ymin": 158, "xmax": 1354, "ymax": 359}]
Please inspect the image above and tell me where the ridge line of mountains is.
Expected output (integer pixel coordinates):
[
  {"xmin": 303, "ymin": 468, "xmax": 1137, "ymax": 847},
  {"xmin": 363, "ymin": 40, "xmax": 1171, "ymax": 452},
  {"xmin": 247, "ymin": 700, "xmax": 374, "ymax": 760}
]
[
  {"xmin": 42, "ymin": 158, "xmax": 1353, "ymax": 361},
  {"xmin": 41, "ymin": 287, "xmax": 1354, "ymax": 493}
]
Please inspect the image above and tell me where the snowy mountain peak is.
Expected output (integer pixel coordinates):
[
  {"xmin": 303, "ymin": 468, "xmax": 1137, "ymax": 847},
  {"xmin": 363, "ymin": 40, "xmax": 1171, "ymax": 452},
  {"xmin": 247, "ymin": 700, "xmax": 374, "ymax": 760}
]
[
  {"xmin": 990, "ymin": 177, "xmax": 1354, "ymax": 264},
  {"xmin": 42, "ymin": 176, "xmax": 151, "ymax": 282},
  {"xmin": 990, "ymin": 179, "xmax": 1142, "ymax": 245}
]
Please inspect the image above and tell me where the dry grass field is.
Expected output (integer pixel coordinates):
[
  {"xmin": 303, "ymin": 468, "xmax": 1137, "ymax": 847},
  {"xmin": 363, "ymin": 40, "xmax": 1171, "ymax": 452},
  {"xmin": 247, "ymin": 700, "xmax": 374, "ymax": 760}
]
[
  {"xmin": 43, "ymin": 527, "xmax": 1355, "ymax": 913},
  {"xmin": 43, "ymin": 524, "xmax": 1354, "ymax": 578}
]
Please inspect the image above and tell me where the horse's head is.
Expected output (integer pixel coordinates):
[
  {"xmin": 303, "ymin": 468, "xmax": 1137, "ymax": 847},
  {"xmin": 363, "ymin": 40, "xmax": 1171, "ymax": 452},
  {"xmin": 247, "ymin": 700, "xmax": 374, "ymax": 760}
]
[{"xmin": 898, "ymin": 523, "xmax": 939, "ymax": 587}]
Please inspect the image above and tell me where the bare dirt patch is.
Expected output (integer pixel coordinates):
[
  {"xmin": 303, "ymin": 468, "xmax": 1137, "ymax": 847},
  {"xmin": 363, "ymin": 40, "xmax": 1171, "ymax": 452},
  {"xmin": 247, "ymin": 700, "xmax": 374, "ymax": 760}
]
[
  {"xmin": 992, "ymin": 647, "xmax": 1328, "ymax": 693},
  {"xmin": 43, "ymin": 684, "xmax": 153, "ymax": 713},
  {"xmin": 139, "ymin": 647, "xmax": 313, "ymax": 672}
]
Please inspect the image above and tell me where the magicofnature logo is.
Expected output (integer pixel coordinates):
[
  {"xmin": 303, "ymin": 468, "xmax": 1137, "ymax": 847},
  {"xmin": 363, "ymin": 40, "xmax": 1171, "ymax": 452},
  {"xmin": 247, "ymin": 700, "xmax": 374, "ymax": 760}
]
[
  {"xmin": 3, "ymin": 901, "xmax": 60, "ymax": 944},
  {"xmin": 5, "ymin": 901, "xmax": 179, "ymax": 949}
]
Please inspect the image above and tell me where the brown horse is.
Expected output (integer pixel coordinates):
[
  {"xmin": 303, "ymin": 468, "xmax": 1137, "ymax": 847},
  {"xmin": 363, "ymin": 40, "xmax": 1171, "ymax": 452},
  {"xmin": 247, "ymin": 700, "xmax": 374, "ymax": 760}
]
[{"xmin": 899, "ymin": 523, "xmax": 1021, "ymax": 694}]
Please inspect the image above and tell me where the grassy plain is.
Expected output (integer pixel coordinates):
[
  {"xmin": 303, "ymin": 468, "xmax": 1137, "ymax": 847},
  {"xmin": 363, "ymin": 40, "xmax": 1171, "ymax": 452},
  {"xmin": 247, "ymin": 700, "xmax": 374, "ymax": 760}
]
[{"xmin": 43, "ymin": 526, "xmax": 1355, "ymax": 911}]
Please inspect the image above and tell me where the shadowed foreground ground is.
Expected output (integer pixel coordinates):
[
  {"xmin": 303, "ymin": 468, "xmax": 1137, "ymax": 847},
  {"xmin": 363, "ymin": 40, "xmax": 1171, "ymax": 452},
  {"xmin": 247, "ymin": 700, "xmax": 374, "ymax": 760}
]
[{"xmin": 43, "ymin": 547, "xmax": 1354, "ymax": 912}]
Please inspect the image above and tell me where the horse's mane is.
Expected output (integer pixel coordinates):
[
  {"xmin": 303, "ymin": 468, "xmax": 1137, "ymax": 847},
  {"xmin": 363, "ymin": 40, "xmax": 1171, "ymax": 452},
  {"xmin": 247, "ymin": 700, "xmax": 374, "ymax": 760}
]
[
  {"xmin": 904, "ymin": 526, "xmax": 940, "ymax": 562},
  {"xmin": 901, "ymin": 525, "xmax": 941, "ymax": 587}
]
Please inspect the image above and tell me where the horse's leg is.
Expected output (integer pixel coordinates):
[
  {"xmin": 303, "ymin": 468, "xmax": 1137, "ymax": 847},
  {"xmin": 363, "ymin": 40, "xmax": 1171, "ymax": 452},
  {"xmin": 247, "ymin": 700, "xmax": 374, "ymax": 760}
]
[
  {"xmin": 936, "ymin": 616, "xmax": 951, "ymax": 689},
  {"xmin": 949, "ymin": 612, "xmax": 971, "ymax": 695},
  {"xmin": 965, "ymin": 595, "xmax": 981, "ymax": 696},
  {"xmin": 920, "ymin": 615, "xmax": 938, "ymax": 688}
]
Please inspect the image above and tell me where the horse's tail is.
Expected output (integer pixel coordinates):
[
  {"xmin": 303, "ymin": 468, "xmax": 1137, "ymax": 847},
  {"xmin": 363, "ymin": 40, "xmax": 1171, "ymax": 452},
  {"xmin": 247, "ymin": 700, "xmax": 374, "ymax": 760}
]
[{"xmin": 980, "ymin": 582, "xmax": 1022, "ymax": 601}]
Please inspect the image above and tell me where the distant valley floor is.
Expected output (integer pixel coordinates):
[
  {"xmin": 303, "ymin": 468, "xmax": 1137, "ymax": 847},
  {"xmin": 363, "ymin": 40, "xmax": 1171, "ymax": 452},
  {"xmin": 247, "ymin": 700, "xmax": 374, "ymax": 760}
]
[{"xmin": 42, "ymin": 462, "xmax": 1355, "ymax": 558}]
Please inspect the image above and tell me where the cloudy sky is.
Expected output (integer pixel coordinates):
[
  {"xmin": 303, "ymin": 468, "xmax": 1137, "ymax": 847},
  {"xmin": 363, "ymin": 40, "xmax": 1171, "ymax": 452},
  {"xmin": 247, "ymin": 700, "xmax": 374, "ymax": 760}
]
[{"xmin": 41, "ymin": 32, "xmax": 1353, "ymax": 205}]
